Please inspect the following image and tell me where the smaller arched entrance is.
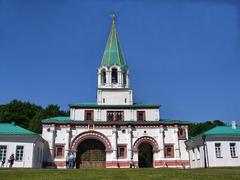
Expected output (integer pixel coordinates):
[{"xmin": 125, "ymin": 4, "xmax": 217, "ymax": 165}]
[
  {"xmin": 133, "ymin": 136, "xmax": 159, "ymax": 168},
  {"xmin": 138, "ymin": 143, "xmax": 153, "ymax": 168}
]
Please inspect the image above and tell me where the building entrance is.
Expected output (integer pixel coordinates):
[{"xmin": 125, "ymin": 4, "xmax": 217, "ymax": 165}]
[{"xmin": 76, "ymin": 139, "xmax": 106, "ymax": 168}]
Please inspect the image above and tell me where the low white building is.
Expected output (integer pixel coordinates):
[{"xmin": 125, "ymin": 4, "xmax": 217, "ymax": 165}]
[
  {"xmin": 0, "ymin": 123, "xmax": 47, "ymax": 168},
  {"xmin": 185, "ymin": 122, "xmax": 240, "ymax": 168},
  {"xmin": 42, "ymin": 16, "xmax": 190, "ymax": 169}
]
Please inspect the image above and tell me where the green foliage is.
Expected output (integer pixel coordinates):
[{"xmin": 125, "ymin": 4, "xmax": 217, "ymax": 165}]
[
  {"xmin": 188, "ymin": 120, "xmax": 225, "ymax": 137},
  {"xmin": 0, "ymin": 100, "xmax": 69, "ymax": 133}
]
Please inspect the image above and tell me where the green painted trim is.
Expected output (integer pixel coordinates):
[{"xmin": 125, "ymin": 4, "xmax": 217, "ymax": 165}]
[{"xmin": 69, "ymin": 102, "xmax": 160, "ymax": 108}]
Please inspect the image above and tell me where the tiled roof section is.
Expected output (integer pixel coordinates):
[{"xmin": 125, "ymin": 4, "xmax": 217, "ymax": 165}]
[
  {"xmin": 202, "ymin": 126, "xmax": 240, "ymax": 136},
  {"xmin": 101, "ymin": 18, "xmax": 127, "ymax": 69},
  {"xmin": 0, "ymin": 123, "xmax": 36, "ymax": 135},
  {"xmin": 41, "ymin": 116, "xmax": 189, "ymax": 125},
  {"xmin": 69, "ymin": 102, "xmax": 160, "ymax": 108},
  {"xmin": 42, "ymin": 116, "xmax": 70, "ymax": 122}
]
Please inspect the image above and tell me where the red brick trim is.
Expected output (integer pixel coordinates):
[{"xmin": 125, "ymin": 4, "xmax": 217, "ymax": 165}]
[
  {"xmin": 154, "ymin": 160, "xmax": 190, "ymax": 167},
  {"xmin": 70, "ymin": 130, "xmax": 112, "ymax": 151},
  {"xmin": 133, "ymin": 136, "xmax": 159, "ymax": 152},
  {"xmin": 106, "ymin": 161, "xmax": 138, "ymax": 168}
]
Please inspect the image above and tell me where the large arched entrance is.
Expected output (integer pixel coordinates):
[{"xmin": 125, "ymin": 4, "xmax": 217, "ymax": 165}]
[
  {"xmin": 138, "ymin": 143, "xmax": 153, "ymax": 168},
  {"xmin": 76, "ymin": 139, "xmax": 106, "ymax": 168},
  {"xmin": 70, "ymin": 131, "xmax": 112, "ymax": 168}
]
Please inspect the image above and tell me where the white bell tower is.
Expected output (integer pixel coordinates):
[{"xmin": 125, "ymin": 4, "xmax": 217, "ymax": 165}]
[{"xmin": 96, "ymin": 14, "xmax": 133, "ymax": 105}]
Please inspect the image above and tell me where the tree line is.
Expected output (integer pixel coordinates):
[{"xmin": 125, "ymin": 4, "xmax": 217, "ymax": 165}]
[
  {"xmin": 0, "ymin": 100, "xmax": 68, "ymax": 133},
  {"xmin": 0, "ymin": 100, "xmax": 225, "ymax": 136}
]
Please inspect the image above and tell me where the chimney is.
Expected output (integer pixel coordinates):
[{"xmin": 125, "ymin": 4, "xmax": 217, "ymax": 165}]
[{"xmin": 232, "ymin": 121, "xmax": 237, "ymax": 129}]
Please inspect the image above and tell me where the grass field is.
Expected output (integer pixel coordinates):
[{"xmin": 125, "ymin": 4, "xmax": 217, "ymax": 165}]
[{"xmin": 0, "ymin": 168, "xmax": 240, "ymax": 180}]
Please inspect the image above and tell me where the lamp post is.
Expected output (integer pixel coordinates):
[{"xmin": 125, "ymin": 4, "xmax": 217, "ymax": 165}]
[{"xmin": 202, "ymin": 135, "xmax": 207, "ymax": 168}]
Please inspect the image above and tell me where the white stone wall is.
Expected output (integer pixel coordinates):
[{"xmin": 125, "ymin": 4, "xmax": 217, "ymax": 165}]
[
  {"xmin": 189, "ymin": 146, "xmax": 205, "ymax": 168},
  {"xmin": 189, "ymin": 140, "xmax": 240, "ymax": 168},
  {"xmin": 70, "ymin": 108, "xmax": 159, "ymax": 121},
  {"xmin": 97, "ymin": 89, "xmax": 133, "ymax": 105},
  {"xmin": 0, "ymin": 137, "xmax": 45, "ymax": 168},
  {"xmin": 43, "ymin": 124, "xmax": 189, "ymax": 168},
  {"xmin": 206, "ymin": 141, "xmax": 240, "ymax": 167}
]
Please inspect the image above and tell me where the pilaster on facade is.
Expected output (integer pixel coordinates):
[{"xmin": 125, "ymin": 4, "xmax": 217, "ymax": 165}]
[
  {"xmin": 159, "ymin": 125, "xmax": 165, "ymax": 159},
  {"xmin": 112, "ymin": 126, "xmax": 118, "ymax": 161},
  {"xmin": 49, "ymin": 126, "xmax": 56, "ymax": 158},
  {"xmin": 174, "ymin": 127, "xmax": 181, "ymax": 159},
  {"xmin": 65, "ymin": 126, "xmax": 71, "ymax": 155},
  {"xmin": 127, "ymin": 126, "xmax": 133, "ymax": 161}
]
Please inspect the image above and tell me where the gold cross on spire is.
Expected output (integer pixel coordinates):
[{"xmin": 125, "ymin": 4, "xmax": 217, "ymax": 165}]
[{"xmin": 111, "ymin": 13, "xmax": 116, "ymax": 24}]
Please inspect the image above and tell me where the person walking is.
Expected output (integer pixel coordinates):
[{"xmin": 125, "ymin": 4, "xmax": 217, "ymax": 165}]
[
  {"xmin": 68, "ymin": 153, "xmax": 74, "ymax": 169},
  {"xmin": 1, "ymin": 158, "xmax": 5, "ymax": 167},
  {"xmin": 73, "ymin": 153, "xmax": 76, "ymax": 168},
  {"xmin": 8, "ymin": 154, "xmax": 15, "ymax": 168},
  {"xmin": 66, "ymin": 153, "xmax": 69, "ymax": 169}
]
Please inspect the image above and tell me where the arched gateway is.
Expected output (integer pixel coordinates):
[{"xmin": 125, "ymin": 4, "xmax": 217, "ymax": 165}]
[
  {"xmin": 133, "ymin": 136, "xmax": 159, "ymax": 168},
  {"xmin": 71, "ymin": 131, "xmax": 112, "ymax": 168}
]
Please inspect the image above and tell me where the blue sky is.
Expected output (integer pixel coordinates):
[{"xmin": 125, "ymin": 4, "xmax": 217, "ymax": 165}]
[{"xmin": 0, "ymin": 0, "xmax": 239, "ymax": 123}]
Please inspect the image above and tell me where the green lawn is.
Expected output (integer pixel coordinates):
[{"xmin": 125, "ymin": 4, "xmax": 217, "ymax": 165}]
[{"xmin": 0, "ymin": 168, "xmax": 240, "ymax": 180}]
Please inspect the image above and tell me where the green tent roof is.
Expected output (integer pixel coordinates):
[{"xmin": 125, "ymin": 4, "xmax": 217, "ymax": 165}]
[
  {"xmin": 101, "ymin": 17, "xmax": 126, "ymax": 68},
  {"xmin": 0, "ymin": 123, "xmax": 36, "ymax": 135}
]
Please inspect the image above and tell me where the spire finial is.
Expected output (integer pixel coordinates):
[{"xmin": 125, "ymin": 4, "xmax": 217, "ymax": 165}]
[{"xmin": 111, "ymin": 13, "xmax": 116, "ymax": 24}]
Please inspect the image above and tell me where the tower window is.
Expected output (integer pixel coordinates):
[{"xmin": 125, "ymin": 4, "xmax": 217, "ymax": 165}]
[
  {"xmin": 101, "ymin": 70, "xmax": 106, "ymax": 84},
  {"xmin": 137, "ymin": 111, "xmax": 145, "ymax": 121},
  {"xmin": 84, "ymin": 110, "xmax": 94, "ymax": 121},
  {"xmin": 107, "ymin": 111, "xmax": 124, "ymax": 121},
  {"xmin": 178, "ymin": 128, "xmax": 186, "ymax": 139},
  {"xmin": 111, "ymin": 68, "xmax": 118, "ymax": 84},
  {"xmin": 123, "ymin": 72, "xmax": 127, "ymax": 85}
]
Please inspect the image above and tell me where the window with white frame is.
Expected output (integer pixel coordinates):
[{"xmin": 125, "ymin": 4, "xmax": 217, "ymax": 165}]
[
  {"xmin": 0, "ymin": 146, "xmax": 7, "ymax": 161},
  {"xmin": 230, "ymin": 143, "xmax": 237, "ymax": 158},
  {"xmin": 16, "ymin": 146, "xmax": 24, "ymax": 161},
  {"xmin": 215, "ymin": 143, "xmax": 222, "ymax": 158}
]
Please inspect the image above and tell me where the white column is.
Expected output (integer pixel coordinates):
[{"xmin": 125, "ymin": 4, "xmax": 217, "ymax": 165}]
[
  {"xmin": 112, "ymin": 126, "xmax": 117, "ymax": 161},
  {"xmin": 126, "ymin": 73, "xmax": 130, "ymax": 88},
  {"xmin": 107, "ymin": 70, "xmax": 111, "ymax": 87},
  {"xmin": 97, "ymin": 72, "xmax": 101, "ymax": 87},
  {"xmin": 159, "ymin": 126, "xmax": 165, "ymax": 159},
  {"xmin": 174, "ymin": 126, "xmax": 180, "ymax": 159},
  {"xmin": 118, "ymin": 71, "xmax": 122, "ymax": 86},
  {"xmin": 49, "ymin": 126, "xmax": 56, "ymax": 160},
  {"xmin": 65, "ymin": 126, "xmax": 71, "ymax": 156},
  {"xmin": 127, "ymin": 126, "xmax": 132, "ymax": 161},
  {"xmin": 130, "ymin": 109, "xmax": 134, "ymax": 121}
]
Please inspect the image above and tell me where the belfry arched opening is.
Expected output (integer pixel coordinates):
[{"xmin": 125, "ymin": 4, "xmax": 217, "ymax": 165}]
[
  {"xmin": 138, "ymin": 143, "xmax": 153, "ymax": 168},
  {"xmin": 76, "ymin": 139, "xmax": 106, "ymax": 168}
]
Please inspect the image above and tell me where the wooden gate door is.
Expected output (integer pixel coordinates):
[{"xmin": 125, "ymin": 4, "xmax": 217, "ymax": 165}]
[
  {"xmin": 76, "ymin": 139, "xmax": 106, "ymax": 168},
  {"xmin": 138, "ymin": 143, "xmax": 153, "ymax": 168}
]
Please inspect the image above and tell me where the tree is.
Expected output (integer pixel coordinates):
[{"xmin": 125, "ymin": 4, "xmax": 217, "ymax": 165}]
[
  {"xmin": 0, "ymin": 100, "xmax": 69, "ymax": 133},
  {"xmin": 188, "ymin": 120, "xmax": 225, "ymax": 137}
]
